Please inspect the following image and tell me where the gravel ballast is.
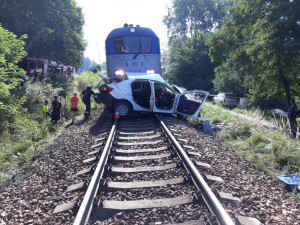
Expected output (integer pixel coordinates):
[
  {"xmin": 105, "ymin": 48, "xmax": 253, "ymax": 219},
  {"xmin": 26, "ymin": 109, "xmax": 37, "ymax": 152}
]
[{"xmin": 0, "ymin": 112, "xmax": 299, "ymax": 224}]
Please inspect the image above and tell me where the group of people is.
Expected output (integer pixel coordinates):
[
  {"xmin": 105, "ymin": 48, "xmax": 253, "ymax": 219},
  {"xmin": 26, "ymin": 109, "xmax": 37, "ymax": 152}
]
[{"xmin": 42, "ymin": 85, "xmax": 95, "ymax": 124}]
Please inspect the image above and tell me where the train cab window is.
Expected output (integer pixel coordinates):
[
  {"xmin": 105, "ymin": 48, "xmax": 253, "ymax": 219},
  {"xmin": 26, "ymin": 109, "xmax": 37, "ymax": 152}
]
[
  {"xmin": 154, "ymin": 83, "xmax": 175, "ymax": 110},
  {"xmin": 114, "ymin": 36, "xmax": 153, "ymax": 54},
  {"xmin": 131, "ymin": 81, "xmax": 151, "ymax": 109},
  {"xmin": 38, "ymin": 60, "xmax": 42, "ymax": 68},
  {"xmin": 30, "ymin": 60, "xmax": 36, "ymax": 69}
]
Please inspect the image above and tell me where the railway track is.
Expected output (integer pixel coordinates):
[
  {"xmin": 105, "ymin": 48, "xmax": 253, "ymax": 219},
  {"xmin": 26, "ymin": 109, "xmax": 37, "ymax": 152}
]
[{"xmin": 72, "ymin": 114, "xmax": 236, "ymax": 225}]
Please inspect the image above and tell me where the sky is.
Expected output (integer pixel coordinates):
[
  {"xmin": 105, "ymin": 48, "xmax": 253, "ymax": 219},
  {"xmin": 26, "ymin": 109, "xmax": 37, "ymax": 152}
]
[{"xmin": 75, "ymin": 0, "xmax": 172, "ymax": 64}]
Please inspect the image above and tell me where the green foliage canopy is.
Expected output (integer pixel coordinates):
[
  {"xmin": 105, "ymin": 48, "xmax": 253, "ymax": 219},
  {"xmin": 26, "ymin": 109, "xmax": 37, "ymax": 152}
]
[
  {"xmin": 162, "ymin": 0, "xmax": 232, "ymax": 92},
  {"xmin": 88, "ymin": 64, "xmax": 102, "ymax": 74},
  {"xmin": 208, "ymin": 0, "xmax": 300, "ymax": 104},
  {"xmin": 163, "ymin": 32, "xmax": 217, "ymax": 91},
  {"xmin": 0, "ymin": 25, "xmax": 27, "ymax": 110},
  {"xmin": 163, "ymin": 0, "xmax": 233, "ymax": 38},
  {"xmin": 0, "ymin": 0, "xmax": 86, "ymax": 67}
]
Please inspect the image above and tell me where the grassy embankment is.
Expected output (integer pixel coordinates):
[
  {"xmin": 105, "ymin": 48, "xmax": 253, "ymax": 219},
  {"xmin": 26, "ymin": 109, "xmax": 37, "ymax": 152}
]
[
  {"xmin": 0, "ymin": 71, "xmax": 100, "ymax": 182},
  {"xmin": 190, "ymin": 104, "xmax": 300, "ymax": 178}
]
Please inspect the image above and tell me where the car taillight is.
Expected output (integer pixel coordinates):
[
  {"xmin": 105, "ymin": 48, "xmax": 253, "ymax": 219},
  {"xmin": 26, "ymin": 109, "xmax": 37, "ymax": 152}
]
[{"xmin": 103, "ymin": 85, "xmax": 114, "ymax": 93}]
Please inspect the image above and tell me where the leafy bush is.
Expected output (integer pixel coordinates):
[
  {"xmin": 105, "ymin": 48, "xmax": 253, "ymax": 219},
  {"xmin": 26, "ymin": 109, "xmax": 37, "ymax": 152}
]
[
  {"xmin": 44, "ymin": 72, "xmax": 73, "ymax": 97},
  {"xmin": 0, "ymin": 25, "xmax": 27, "ymax": 136},
  {"xmin": 23, "ymin": 82, "xmax": 56, "ymax": 116},
  {"xmin": 76, "ymin": 71, "xmax": 100, "ymax": 92}
]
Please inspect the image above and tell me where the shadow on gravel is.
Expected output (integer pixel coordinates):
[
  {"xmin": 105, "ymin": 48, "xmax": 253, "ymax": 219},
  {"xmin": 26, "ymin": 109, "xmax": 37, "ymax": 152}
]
[
  {"xmin": 89, "ymin": 109, "xmax": 112, "ymax": 136},
  {"xmin": 64, "ymin": 122, "xmax": 76, "ymax": 129},
  {"xmin": 74, "ymin": 118, "xmax": 89, "ymax": 127},
  {"xmin": 91, "ymin": 208, "xmax": 133, "ymax": 221}
]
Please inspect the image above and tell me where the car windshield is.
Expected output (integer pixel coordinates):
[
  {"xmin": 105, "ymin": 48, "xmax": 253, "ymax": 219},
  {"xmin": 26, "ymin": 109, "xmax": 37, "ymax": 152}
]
[
  {"xmin": 114, "ymin": 36, "xmax": 153, "ymax": 54},
  {"xmin": 225, "ymin": 94, "xmax": 235, "ymax": 98}
]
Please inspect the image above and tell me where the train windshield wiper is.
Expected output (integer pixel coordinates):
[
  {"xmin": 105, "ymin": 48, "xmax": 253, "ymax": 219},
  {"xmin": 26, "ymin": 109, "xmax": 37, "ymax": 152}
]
[
  {"xmin": 133, "ymin": 41, "xmax": 142, "ymax": 59},
  {"xmin": 133, "ymin": 52, "xmax": 140, "ymax": 59}
]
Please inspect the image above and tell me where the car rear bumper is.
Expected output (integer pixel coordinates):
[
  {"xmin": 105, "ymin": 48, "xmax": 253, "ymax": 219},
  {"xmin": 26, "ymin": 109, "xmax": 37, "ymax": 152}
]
[{"xmin": 94, "ymin": 92, "xmax": 117, "ymax": 107}]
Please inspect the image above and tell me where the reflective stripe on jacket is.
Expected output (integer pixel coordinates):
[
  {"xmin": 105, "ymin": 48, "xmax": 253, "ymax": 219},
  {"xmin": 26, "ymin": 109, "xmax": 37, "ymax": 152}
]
[{"xmin": 70, "ymin": 96, "xmax": 79, "ymax": 109}]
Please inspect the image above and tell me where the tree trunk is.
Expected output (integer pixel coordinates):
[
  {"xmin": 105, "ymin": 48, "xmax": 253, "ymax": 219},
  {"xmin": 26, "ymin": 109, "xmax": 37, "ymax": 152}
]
[
  {"xmin": 277, "ymin": 55, "xmax": 291, "ymax": 106},
  {"xmin": 279, "ymin": 67, "xmax": 291, "ymax": 106}
]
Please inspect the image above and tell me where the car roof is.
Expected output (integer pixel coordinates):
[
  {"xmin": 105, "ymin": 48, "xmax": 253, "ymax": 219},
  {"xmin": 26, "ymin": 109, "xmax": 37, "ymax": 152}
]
[{"xmin": 126, "ymin": 73, "xmax": 167, "ymax": 83}]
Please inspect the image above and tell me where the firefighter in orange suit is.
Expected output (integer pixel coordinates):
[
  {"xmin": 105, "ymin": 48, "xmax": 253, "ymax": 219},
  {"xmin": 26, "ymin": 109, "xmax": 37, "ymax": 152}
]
[{"xmin": 70, "ymin": 92, "xmax": 79, "ymax": 123}]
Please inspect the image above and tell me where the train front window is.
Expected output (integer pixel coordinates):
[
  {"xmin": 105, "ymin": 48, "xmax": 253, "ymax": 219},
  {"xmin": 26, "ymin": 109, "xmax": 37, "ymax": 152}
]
[{"xmin": 114, "ymin": 36, "xmax": 152, "ymax": 54}]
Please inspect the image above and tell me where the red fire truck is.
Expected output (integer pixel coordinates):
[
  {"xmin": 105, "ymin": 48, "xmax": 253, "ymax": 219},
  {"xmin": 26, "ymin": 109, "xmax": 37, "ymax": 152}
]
[{"xmin": 18, "ymin": 57, "xmax": 48, "ymax": 79}]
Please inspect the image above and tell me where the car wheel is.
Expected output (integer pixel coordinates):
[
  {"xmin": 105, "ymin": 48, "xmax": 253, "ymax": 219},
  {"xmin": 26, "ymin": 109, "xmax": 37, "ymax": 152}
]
[
  {"xmin": 220, "ymin": 101, "xmax": 223, "ymax": 106},
  {"xmin": 115, "ymin": 101, "xmax": 132, "ymax": 117}
]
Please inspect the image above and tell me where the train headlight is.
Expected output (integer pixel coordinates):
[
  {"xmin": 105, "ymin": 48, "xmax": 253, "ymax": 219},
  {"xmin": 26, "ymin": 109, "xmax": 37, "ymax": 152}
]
[
  {"xmin": 115, "ymin": 69, "xmax": 125, "ymax": 76},
  {"xmin": 146, "ymin": 69, "xmax": 155, "ymax": 74}
]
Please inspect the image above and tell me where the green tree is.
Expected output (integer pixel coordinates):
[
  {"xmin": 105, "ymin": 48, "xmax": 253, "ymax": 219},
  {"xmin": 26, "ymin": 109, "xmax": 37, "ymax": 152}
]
[
  {"xmin": 208, "ymin": 0, "xmax": 300, "ymax": 105},
  {"xmin": 163, "ymin": 0, "xmax": 233, "ymax": 38},
  {"xmin": 212, "ymin": 70, "xmax": 245, "ymax": 95},
  {"xmin": 165, "ymin": 32, "xmax": 218, "ymax": 91},
  {"xmin": 0, "ymin": 0, "xmax": 86, "ymax": 67},
  {"xmin": 88, "ymin": 64, "xmax": 101, "ymax": 74},
  {"xmin": 0, "ymin": 24, "xmax": 27, "ymax": 133},
  {"xmin": 162, "ymin": 35, "xmax": 186, "ymax": 81}
]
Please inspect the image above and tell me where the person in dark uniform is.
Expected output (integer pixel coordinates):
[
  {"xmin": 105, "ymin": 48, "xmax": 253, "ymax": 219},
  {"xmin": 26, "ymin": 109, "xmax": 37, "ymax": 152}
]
[
  {"xmin": 288, "ymin": 99, "xmax": 298, "ymax": 132},
  {"xmin": 33, "ymin": 69, "xmax": 38, "ymax": 82},
  {"xmin": 50, "ymin": 96, "xmax": 63, "ymax": 123},
  {"xmin": 81, "ymin": 85, "xmax": 95, "ymax": 118}
]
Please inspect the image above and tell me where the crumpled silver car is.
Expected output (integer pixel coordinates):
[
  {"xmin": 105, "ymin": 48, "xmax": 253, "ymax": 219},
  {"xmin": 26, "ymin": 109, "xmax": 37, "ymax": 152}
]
[{"xmin": 94, "ymin": 73, "xmax": 209, "ymax": 118}]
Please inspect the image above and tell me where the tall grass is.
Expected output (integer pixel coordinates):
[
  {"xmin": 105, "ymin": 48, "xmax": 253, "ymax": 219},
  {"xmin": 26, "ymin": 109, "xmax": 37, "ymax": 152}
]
[{"xmin": 201, "ymin": 104, "xmax": 300, "ymax": 175}]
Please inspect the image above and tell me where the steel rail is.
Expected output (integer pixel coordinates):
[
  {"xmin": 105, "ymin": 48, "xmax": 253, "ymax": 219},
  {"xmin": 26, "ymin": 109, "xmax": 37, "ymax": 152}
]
[
  {"xmin": 156, "ymin": 114, "xmax": 235, "ymax": 225},
  {"xmin": 73, "ymin": 119, "xmax": 118, "ymax": 225}
]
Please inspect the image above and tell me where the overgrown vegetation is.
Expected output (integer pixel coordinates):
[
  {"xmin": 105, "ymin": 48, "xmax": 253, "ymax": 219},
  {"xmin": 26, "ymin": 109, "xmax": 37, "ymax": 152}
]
[
  {"xmin": 199, "ymin": 104, "xmax": 300, "ymax": 176},
  {"xmin": 0, "ymin": 25, "xmax": 100, "ymax": 178},
  {"xmin": 0, "ymin": 0, "xmax": 86, "ymax": 67},
  {"xmin": 0, "ymin": 70, "xmax": 100, "ymax": 177}
]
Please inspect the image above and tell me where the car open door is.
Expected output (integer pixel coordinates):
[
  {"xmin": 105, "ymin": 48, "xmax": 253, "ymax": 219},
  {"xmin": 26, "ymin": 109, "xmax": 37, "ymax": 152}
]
[
  {"xmin": 152, "ymin": 81, "xmax": 176, "ymax": 113},
  {"xmin": 174, "ymin": 90, "xmax": 209, "ymax": 119}
]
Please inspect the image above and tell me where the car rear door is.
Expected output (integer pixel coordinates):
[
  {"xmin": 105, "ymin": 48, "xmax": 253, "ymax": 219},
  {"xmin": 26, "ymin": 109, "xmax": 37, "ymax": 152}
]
[{"xmin": 174, "ymin": 91, "xmax": 209, "ymax": 119}]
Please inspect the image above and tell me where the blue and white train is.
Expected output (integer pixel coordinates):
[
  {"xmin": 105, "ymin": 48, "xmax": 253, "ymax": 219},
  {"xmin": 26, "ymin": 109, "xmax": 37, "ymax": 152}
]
[{"xmin": 105, "ymin": 24, "xmax": 161, "ymax": 78}]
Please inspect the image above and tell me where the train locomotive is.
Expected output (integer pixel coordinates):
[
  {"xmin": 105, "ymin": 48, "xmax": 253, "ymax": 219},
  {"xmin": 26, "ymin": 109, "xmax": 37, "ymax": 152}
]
[{"xmin": 105, "ymin": 24, "xmax": 161, "ymax": 78}]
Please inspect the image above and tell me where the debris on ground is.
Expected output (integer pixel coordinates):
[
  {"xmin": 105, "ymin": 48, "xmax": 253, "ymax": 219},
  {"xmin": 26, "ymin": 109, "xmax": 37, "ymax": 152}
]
[
  {"xmin": 196, "ymin": 121, "xmax": 237, "ymax": 134},
  {"xmin": 277, "ymin": 174, "xmax": 300, "ymax": 191},
  {"xmin": 196, "ymin": 120, "xmax": 213, "ymax": 134}
]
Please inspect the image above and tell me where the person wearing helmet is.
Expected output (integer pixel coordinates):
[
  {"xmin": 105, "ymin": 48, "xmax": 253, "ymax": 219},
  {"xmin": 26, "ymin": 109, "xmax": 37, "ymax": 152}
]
[{"xmin": 81, "ymin": 85, "xmax": 95, "ymax": 118}]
